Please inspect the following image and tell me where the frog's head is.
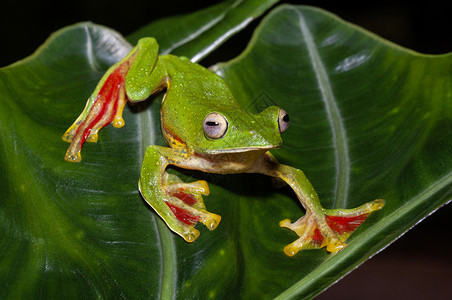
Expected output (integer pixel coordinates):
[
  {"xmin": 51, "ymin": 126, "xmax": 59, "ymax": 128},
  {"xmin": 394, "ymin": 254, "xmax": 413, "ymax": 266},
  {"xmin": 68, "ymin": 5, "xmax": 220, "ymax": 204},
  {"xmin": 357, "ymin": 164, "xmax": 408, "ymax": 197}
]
[{"xmin": 195, "ymin": 105, "xmax": 289, "ymax": 154}]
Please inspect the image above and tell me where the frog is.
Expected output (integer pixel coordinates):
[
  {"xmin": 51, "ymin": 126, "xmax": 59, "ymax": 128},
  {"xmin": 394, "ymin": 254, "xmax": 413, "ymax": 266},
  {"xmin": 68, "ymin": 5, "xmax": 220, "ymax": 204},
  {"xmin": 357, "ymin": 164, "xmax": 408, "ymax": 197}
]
[{"xmin": 62, "ymin": 37, "xmax": 384, "ymax": 256}]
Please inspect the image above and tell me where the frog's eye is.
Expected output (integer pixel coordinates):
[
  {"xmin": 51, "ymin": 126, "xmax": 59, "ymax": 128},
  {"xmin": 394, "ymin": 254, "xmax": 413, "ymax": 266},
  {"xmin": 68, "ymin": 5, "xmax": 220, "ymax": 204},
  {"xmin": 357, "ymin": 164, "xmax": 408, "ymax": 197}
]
[
  {"xmin": 278, "ymin": 109, "xmax": 290, "ymax": 133},
  {"xmin": 203, "ymin": 113, "xmax": 228, "ymax": 139}
]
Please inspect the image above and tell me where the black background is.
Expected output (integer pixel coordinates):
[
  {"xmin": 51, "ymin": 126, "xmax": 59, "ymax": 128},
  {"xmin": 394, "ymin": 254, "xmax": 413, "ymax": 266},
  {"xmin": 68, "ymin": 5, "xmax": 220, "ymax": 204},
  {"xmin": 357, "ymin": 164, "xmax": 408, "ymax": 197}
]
[
  {"xmin": 2, "ymin": 1, "xmax": 451, "ymax": 298},
  {"xmin": 2, "ymin": 0, "xmax": 451, "ymax": 67}
]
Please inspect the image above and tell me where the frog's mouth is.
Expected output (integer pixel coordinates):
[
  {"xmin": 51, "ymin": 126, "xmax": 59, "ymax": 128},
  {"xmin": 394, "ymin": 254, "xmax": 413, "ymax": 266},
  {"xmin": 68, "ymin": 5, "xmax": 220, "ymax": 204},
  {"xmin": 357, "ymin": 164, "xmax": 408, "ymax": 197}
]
[{"xmin": 202, "ymin": 145, "xmax": 278, "ymax": 154}]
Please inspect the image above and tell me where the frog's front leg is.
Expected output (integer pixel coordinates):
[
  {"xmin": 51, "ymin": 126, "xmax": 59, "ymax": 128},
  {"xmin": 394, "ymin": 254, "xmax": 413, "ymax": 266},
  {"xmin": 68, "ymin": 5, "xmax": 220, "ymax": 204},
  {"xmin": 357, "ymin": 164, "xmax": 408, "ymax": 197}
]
[
  {"xmin": 250, "ymin": 153, "xmax": 384, "ymax": 256},
  {"xmin": 163, "ymin": 173, "xmax": 210, "ymax": 212},
  {"xmin": 139, "ymin": 146, "xmax": 221, "ymax": 242}
]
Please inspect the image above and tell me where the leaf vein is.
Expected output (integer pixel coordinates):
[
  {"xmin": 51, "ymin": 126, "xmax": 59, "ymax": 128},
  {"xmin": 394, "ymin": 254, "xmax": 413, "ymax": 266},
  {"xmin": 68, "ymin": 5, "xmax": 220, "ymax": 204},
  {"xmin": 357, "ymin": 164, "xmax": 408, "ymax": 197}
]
[
  {"xmin": 137, "ymin": 107, "xmax": 178, "ymax": 299},
  {"xmin": 83, "ymin": 26, "xmax": 100, "ymax": 72},
  {"xmin": 296, "ymin": 11, "xmax": 350, "ymax": 208}
]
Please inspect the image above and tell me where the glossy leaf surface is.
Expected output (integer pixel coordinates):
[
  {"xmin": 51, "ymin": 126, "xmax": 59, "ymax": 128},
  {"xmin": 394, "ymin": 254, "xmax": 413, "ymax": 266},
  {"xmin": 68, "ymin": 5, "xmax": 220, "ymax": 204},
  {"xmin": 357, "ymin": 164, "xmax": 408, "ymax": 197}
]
[
  {"xmin": 1, "ymin": 3, "xmax": 451, "ymax": 299},
  {"xmin": 127, "ymin": 0, "xmax": 279, "ymax": 62}
]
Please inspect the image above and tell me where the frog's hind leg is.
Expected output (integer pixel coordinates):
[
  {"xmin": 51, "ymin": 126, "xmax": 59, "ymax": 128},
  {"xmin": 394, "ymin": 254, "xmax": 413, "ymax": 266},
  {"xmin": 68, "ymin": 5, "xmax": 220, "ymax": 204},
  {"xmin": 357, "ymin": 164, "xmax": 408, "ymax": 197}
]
[
  {"xmin": 62, "ymin": 37, "xmax": 163, "ymax": 162},
  {"xmin": 62, "ymin": 59, "xmax": 131, "ymax": 162},
  {"xmin": 279, "ymin": 199, "xmax": 384, "ymax": 256}
]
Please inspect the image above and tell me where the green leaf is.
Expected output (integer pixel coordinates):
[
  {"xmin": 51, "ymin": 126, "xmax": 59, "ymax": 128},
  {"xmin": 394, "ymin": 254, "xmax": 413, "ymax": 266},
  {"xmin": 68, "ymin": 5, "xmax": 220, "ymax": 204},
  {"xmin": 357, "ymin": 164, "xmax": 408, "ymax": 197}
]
[
  {"xmin": 127, "ymin": 0, "xmax": 279, "ymax": 62},
  {"xmin": 214, "ymin": 5, "xmax": 452, "ymax": 298},
  {"xmin": 1, "ymin": 3, "xmax": 451, "ymax": 300}
]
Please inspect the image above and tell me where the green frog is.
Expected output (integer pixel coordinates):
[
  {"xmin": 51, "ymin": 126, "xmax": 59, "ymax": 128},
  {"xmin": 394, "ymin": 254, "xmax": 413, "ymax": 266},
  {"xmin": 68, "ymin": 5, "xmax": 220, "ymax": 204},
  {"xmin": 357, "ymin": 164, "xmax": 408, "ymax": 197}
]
[{"xmin": 63, "ymin": 38, "xmax": 384, "ymax": 256}]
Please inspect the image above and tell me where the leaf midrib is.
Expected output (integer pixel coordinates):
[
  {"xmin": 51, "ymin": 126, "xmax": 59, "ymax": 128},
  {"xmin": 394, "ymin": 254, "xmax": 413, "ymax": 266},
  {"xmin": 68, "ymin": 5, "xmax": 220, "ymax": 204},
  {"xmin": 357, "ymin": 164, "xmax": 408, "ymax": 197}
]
[
  {"xmin": 137, "ymin": 105, "xmax": 178, "ymax": 299},
  {"xmin": 296, "ymin": 9, "xmax": 350, "ymax": 208}
]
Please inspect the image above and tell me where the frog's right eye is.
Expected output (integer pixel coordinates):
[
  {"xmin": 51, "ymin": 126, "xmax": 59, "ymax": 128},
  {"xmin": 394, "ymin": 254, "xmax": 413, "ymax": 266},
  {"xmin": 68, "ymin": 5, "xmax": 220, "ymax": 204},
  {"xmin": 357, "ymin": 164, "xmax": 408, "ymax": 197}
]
[
  {"xmin": 203, "ymin": 113, "xmax": 228, "ymax": 139},
  {"xmin": 278, "ymin": 109, "xmax": 290, "ymax": 133}
]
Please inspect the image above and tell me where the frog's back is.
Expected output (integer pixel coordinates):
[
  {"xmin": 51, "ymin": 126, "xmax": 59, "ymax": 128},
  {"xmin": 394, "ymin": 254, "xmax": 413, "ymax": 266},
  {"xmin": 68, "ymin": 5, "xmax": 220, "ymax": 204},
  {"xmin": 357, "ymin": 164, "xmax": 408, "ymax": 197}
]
[{"xmin": 161, "ymin": 55, "xmax": 238, "ymax": 107}]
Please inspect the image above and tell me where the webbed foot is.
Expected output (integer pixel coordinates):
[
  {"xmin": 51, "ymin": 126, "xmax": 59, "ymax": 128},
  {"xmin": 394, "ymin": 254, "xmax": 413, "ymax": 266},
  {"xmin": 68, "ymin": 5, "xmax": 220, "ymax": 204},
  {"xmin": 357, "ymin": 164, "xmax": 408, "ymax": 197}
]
[
  {"xmin": 162, "ymin": 174, "xmax": 221, "ymax": 242},
  {"xmin": 280, "ymin": 199, "xmax": 384, "ymax": 256},
  {"xmin": 62, "ymin": 54, "xmax": 134, "ymax": 162}
]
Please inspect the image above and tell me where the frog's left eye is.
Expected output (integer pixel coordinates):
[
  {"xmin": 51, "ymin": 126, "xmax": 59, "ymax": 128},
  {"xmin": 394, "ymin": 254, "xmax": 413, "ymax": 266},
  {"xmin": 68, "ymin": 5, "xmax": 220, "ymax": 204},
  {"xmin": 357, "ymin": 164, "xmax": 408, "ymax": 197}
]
[
  {"xmin": 204, "ymin": 113, "xmax": 228, "ymax": 139},
  {"xmin": 278, "ymin": 109, "xmax": 290, "ymax": 133}
]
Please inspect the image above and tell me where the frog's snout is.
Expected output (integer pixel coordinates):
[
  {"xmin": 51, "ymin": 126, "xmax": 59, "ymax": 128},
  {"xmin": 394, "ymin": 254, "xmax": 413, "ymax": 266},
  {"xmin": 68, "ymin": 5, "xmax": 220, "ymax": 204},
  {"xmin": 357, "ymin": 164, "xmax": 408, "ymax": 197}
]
[{"xmin": 256, "ymin": 106, "xmax": 290, "ymax": 137}]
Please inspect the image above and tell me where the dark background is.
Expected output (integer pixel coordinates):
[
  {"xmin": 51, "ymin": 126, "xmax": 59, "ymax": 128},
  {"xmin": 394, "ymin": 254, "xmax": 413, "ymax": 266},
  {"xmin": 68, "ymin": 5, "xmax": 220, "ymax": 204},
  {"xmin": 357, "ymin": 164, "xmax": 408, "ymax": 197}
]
[
  {"xmin": 2, "ymin": 0, "xmax": 451, "ymax": 298},
  {"xmin": 2, "ymin": 0, "xmax": 451, "ymax": 67}
]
